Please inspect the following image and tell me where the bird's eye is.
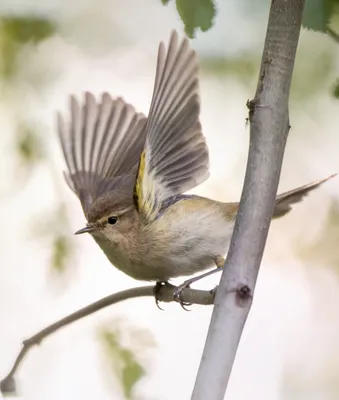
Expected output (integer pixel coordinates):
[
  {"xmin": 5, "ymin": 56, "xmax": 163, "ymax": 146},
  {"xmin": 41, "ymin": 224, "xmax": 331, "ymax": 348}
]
[{"xmin": 107, "ymin": 216, "xmax": 118, "ymax": 225}]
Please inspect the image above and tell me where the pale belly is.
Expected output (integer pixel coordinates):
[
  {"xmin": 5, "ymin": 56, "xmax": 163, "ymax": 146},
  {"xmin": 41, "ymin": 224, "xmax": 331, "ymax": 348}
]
[{"xmin": 92, "ymin": 199, "xmax": 235, "ymax": 282}]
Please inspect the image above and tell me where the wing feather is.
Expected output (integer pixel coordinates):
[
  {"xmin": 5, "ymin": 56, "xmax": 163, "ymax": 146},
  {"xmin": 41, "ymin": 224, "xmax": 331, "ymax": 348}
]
[
  {"xmin": 134, "ymin": 30, "xmax": 209, "ymax": 220},
  {"xmin": 58, "ymin": 92, "xmax": 147, "ymax": 216}
]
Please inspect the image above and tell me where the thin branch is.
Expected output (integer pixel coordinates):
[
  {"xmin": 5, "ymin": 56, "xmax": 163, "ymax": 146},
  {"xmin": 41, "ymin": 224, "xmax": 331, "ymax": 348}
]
[
  {"xmin": 0, "ymin": 283, "xmax": 214, "ymax": 395},
  {"xmin": 191, "ymin": 1, "xmax": 305, "ymax": 399}
]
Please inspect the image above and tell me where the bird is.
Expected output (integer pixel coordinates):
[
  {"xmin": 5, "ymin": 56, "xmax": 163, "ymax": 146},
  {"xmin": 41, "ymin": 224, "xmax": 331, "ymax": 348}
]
[{"xmin": 57, "ymin": 30, "xmax": 336, "ymax": 306}]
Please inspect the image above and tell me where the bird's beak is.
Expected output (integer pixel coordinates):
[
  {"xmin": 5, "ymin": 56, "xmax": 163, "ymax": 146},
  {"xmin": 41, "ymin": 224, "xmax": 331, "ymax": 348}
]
[{"xmin": 74, "ymin": 225, "xmax": 95, "ymax": 235}]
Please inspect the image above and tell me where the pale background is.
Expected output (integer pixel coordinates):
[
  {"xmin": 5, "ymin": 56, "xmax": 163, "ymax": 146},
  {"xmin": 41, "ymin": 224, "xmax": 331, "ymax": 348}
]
[{"xmin": 1, "ymin": 0, "xmax": 339, "ymax": 399}]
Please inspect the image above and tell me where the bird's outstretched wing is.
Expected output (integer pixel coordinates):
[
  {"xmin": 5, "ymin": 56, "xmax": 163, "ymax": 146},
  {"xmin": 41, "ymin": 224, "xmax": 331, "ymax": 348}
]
[
  {"xmin": 58, "ymin": 92, "xmax": 147, "ymax": 216},
  {"xmin": 133, "ymin": 30, "xmax": 210, "ymax": 221}
]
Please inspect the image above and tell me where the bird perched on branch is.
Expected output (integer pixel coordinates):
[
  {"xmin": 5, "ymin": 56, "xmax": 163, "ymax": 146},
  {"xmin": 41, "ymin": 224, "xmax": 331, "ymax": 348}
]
[{"xmin": 57, "ymin": 30, "xmax": 336, "ymax": 306}]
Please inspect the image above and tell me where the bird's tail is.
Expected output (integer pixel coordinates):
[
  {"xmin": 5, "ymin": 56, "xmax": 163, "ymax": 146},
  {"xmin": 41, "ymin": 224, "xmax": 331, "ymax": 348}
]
[{"xmin": 272, "ymin": 173, "xmax": 337, "ymax": 219}]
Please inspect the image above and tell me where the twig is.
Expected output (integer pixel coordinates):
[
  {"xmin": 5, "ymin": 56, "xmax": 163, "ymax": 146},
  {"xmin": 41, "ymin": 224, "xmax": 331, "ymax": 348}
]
[
  {"xmin": 191, "ymin": 1, "xmax": 306, "ymax": 399},
  {"xmin": 0, "ymin": 283, "xmax": 214, "ymax": 395},
  {"xmin": 327, "ymin": 27, "xmax": 339, "ymax": 44}
]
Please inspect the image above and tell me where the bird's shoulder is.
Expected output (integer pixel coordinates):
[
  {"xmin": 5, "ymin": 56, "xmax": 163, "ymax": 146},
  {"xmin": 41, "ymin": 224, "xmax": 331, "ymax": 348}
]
[
  {"xmin": 155, "ymin": 194, "xmax": 239, "ymax": 223},
  {"xmin": 155, "ymin": 194, "xmax": 217, "ymax": 218}
]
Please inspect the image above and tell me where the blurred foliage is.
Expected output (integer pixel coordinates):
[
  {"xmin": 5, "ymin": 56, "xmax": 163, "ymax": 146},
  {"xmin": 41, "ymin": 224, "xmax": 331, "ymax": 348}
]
[
  {"xmin": 165, "ymin": 0, "xmax": 339, "ymax": 102},
  {"xmin": 51, "ymin": 233, "xmax": 73, "ymax": 274},
  {"xmin": 176, "ymin": 0, "xmax": 216, "ymax": 38},
  {"xmin": 33, "ymin": 203, "xmax": 75, "ymax": 276},
  {"xmin": 1, "ymin": 17, "xmax": 56, "ymax": 44},
  {"xmin": 99, "ymin": 323, "xmax": 155, "ymax": 400},
  {"xmin": 0, "ymin": 16, "xmax": 56, "ymax": 79},
  {"xmin": 162, "ymin": 0, "xmax": 216, "ymax": 38},
  {"xmin": 200, "ymin": 44, "xmax": 336, "ymax": 102},
  {"xmin": 302, "ymin": 0, "xmax": 339, "ymax": 32},
  {"xmin": 47, "ymin": 204, "xmax": 74, "ymax": 276},
  {"xmin": 15, "ymin": 123, "xmax": 45, "ymax": 168},
  {"xmin": 0, "ymin": 15, "xmax": 73, "ymax": 275},
  {"xmin": 200, "ymin": 55, "xmax": 259, "ymax": 84},
  {"xmin": 332, "ymin": 78, "xmax": 339, "ymax": 97},
  {"xmin": 194, "ymin": 1, "xmax": 339, "ymax": 102},
  {"xmin": 291, "ymin": 43, "xmax": 335, "ymax": 102},
  {"xmin": 296, "ymin": 200, "xmax": 339, "ymax": 269},
  {"xmin": 164, "ymin": 0, "xmax": 339, "ymax": 37}
]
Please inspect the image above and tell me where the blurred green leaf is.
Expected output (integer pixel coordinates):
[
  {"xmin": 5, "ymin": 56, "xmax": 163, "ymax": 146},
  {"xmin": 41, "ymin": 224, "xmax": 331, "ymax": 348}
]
[
  {"xmin": 0, "ymin": 33, "xmax": 18, "ymax": 78},
  {"xmin": 32, "ymin": 203, "xmax": 74, "ymax": 275},
  {"xmin": 51, "ymin": 234, "xmax": 72, "ymax": 274},
  {"xmin": 175, "ymin": 0, "xmax": 216, "ymax": 38},
  {"xmin": 332, "ymin": 78, "xmax": 339, "ymax": 98},
  {"xmin": 99, "ymin": 324, "xmax": 155, "ymax": 399},
  {"xmin": 100, "ymin": 329, "xmax": 145, "ymax": 399},
  {"xmin": 302, "ymin": 0, "xmax": 339, "ymax": 32},
  {"xmin": 16, "ymin": 125, "xmax": 45, "ymax": 167},
  {"xmin": 329, "ymin": 6, "xmax": 339, "ymax": 26},
  {"xmin": 161, "ymin": 0, "xmax": 171, "ymax": 4},
  {"xmin": 48, "ymin": 204, "xmax": 74, "ymax": 274},
  {"xmin": 0, "ymin": 16, "xmax": 56, "ymax": 78},
  {"xmin": 120, "ymin": 348, "xmax": 145, "ymax": 399},
  {"xmin": 1, "ymin": 16, "xmax": 56, "ymax": 44}
]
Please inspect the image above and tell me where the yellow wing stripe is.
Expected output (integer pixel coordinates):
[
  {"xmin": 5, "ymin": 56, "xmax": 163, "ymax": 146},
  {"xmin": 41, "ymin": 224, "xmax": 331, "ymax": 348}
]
[
  {"xmin": 133, "ymin": 150, "xmax": 145, "ymax": 212},
  {"xmin": 133, "ymin": 150, "xmax": 158, "ymax": 220}
]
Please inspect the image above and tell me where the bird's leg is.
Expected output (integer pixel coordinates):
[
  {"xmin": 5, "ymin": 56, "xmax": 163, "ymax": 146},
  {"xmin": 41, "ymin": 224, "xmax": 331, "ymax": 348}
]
[
  {"xmin": 153, "ymin": 280, "xmax": 170, "ymax": 310},
  {"xmin": 173, "ymin": 256, "xmax": 225, "ymax": 305},
  {"xmin": 153, "ymin": 281, "xmax": 192, "ymax": 311}
]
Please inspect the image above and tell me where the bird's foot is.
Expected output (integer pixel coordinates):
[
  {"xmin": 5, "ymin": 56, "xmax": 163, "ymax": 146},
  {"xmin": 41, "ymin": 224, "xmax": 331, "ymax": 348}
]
[
  {"xmin": 173, "ymin": 281, "xmax": 193, "ymax": 311},
  {"xmin": 153, "ymin": 281, "xmax": 169, "ymax": 310}
]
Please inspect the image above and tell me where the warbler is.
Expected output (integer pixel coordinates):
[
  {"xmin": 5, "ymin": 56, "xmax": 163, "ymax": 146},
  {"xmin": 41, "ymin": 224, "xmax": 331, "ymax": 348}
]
[{"xmin": 57, "ymin": 30, "xmax": 335, "ymax": 303}]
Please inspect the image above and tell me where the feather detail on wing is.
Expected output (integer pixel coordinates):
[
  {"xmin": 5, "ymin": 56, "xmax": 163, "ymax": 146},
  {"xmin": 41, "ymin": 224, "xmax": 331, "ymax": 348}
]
[
  {"xmin": 58, "ymin": 92, "xmax": 147, "ymax": 216},
  {"xmin": 134, "ymin": 30, "xmax": 209, "ymax": 221}
]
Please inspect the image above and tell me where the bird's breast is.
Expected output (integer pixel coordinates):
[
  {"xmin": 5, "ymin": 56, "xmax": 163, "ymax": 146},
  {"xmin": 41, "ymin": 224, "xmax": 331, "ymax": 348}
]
[{"xmin": 92, "ymin": 231, "xmax": 170, "ymax": 281}]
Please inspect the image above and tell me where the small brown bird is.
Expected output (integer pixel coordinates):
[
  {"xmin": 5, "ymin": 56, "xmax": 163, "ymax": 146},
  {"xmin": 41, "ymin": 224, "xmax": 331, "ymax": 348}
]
[{"xmin": 57, "ymin": 30, "xmax": 336, "ymax": 303}]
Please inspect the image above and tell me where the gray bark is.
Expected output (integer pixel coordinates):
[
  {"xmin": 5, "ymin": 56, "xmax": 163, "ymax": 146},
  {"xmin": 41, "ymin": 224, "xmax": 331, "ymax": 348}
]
[{"xmin": 191, "ymin": 1, "xmax": 306, "ymax": 399}]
